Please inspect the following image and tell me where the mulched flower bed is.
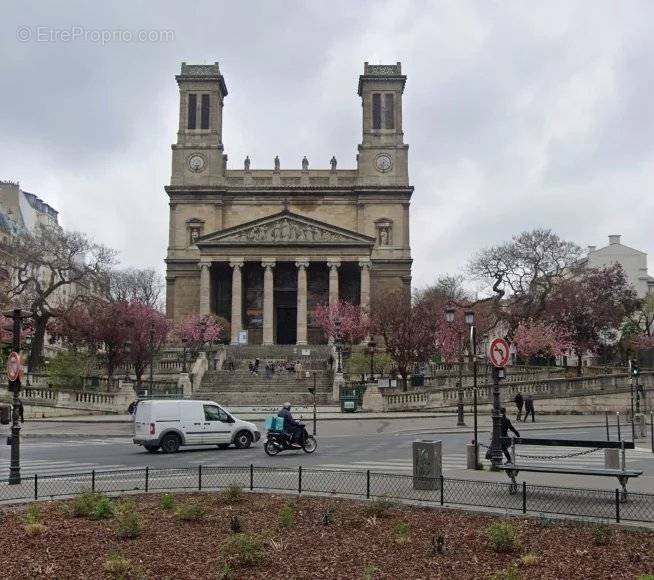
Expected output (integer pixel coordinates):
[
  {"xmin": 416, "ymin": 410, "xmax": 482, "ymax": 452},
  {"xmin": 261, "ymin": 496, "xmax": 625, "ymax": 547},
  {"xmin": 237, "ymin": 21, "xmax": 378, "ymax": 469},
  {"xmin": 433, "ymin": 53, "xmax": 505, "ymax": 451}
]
[{"xmin": 0, "ymin": 491, "xmax": 653, "ymax": 579}]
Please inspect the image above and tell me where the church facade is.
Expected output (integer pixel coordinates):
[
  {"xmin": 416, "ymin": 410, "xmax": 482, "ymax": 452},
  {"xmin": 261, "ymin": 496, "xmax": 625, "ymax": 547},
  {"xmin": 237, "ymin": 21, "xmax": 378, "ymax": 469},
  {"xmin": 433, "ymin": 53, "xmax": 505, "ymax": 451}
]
[{"xmin": 165, "ymin": 61, "xmax": 413, "ymax": 345}]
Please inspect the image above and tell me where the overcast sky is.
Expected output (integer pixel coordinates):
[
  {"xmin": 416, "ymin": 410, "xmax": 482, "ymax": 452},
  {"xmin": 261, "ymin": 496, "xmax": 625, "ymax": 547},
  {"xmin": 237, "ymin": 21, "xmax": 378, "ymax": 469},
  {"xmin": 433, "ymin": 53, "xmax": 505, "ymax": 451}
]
[{"xmin": 1, "ymin": 1, "xmax": 653, "ymax": 290}]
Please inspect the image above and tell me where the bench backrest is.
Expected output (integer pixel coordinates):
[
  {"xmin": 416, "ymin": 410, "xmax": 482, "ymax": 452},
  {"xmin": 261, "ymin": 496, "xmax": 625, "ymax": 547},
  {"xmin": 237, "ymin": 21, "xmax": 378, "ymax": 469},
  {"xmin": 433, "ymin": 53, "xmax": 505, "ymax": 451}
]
[{"xmin": 513, "ymin": 437, "xmax": 634, "ymax": 450}]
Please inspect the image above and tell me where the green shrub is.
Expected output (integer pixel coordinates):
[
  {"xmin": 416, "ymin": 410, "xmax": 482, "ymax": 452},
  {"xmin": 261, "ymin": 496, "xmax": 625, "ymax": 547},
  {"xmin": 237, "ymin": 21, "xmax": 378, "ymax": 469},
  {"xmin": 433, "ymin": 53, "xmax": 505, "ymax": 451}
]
[
  {"xmin": 176, "ymin": 500, "xmax": 206, "ymax": 521},
  {"xmin": 48, "ymin": 350, "xmax": 97, "ymax": 389},
  {"xmin": 115, "ymin": 500, "xmax": 142, "ymax": 539},
  {"xmin": 363, "ymin": 563, "xmax": 379, "ymax": 579},
  {"xmin": 22, "ymin": 504, "xmax": 42, "ymax": 525},
  {"xmin": 278, "ymin": 504, "xmax": 294, "ymax": 529},
  {"xmin": 223, "ymin": 483, "xmax": 243, "ymax": 504},
  {"xmin": 70, "ymin": 489, "xmax": 113, "ymax": 519},
  {"xmin": 591, "ymin": 523, "xmax": 611, "ymax": 546},
  {"xmin": 364, "ymin": 496, "xmax": 392, "ymax": 518},
  {"xmin": 104, "ymin": 554, "xmax": 132, "ymax": 580},
  {"xmin": 485, "ymin": 521, "xmax": 518, "ymax": 553},
  {"xmin": 489, "ymin": 563, "xmax": 520, "ymax": 580},
  {"xmin": 91, "ymin": 496, "xmax": 115, "ymax": 520},
  {"xmin": 393, "ymin": 521, "xmax": 411, "ymax": 544},
  {"xmin": 161, "ymin": 493, "xmax": 175, "ymax": 510},
  {"xmin": 637, "ymin": 575, "xmax": 654, "ymax": 580},
  {"xmin": 221, "ymin": 532, "xmax": 264, "ymax": 567}
]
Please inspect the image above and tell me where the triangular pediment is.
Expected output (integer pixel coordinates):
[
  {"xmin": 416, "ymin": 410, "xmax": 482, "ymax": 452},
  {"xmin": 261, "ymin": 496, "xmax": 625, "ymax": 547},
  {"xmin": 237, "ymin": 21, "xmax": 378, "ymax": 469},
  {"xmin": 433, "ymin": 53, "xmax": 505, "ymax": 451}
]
[{"xmin": 197, "ymin": 210, "xmax": 375, "ymax": 246}]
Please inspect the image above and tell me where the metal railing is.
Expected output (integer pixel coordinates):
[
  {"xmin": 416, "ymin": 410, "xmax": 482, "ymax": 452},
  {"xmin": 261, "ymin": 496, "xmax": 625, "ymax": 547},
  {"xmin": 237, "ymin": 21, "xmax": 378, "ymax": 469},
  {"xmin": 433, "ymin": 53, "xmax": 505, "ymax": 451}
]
[{"xmin": 1, "ymin": 465, "xmax": 653, "ymax": 524}]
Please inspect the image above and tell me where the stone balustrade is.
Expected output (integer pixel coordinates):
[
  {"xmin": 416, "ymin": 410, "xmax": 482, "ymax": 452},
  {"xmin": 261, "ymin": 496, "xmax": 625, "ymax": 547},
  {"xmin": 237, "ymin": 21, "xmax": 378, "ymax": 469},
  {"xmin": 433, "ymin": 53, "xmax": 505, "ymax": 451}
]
[{"xmin": 371, "ymin": 372, "xmax": 654, "ymax": 412}]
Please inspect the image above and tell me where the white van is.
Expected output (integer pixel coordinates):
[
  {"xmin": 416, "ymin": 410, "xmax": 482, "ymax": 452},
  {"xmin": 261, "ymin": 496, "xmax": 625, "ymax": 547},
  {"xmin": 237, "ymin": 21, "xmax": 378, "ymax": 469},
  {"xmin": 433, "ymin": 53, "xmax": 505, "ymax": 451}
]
[{"xmin": 133, "ymin": 400, "xmax": 260, "ymax": 453}]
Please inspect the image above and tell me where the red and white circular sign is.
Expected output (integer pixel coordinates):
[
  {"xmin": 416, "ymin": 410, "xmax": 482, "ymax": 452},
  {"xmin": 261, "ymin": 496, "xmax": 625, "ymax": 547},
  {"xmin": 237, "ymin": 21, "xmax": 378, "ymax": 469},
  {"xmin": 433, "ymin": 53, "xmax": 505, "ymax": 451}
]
[
  {"xmin": 488, "ymin": 338, "xmax": 510, "ymax": 368},
  {"xmin": 6, "ymin": 351, "xmax": 22, "ymax": 382}
]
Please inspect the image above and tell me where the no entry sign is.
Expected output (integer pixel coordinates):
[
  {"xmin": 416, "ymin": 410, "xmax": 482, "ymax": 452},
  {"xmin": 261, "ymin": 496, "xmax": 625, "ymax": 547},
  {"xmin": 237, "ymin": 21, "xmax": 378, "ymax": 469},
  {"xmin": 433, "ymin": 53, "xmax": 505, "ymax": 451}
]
[
  {"xmin": 5, "ymin": 351, "xmax": 22, "ymax": 382},
  {"xmin": 489, "ymin": 338, "xmax": 510, "ymax": 368}
]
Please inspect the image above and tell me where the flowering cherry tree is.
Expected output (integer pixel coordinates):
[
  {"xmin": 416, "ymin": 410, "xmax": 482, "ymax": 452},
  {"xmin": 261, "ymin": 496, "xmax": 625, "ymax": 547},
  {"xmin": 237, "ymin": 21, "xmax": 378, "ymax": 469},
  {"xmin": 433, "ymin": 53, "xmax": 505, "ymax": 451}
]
[
  {"xmin": 313, "ymin": 300, "xmax": 370, "ymax": 344},
  {"xmin": 174, "ymin": 314, "xmax": 223, "ymax": 359},
  {"xmin": 124, "ymin": 301, "xmax": 170, "ymax": 388},
  {"xmin": 512, "ymin": 320, "xmax": 569, "ymax": 361}
]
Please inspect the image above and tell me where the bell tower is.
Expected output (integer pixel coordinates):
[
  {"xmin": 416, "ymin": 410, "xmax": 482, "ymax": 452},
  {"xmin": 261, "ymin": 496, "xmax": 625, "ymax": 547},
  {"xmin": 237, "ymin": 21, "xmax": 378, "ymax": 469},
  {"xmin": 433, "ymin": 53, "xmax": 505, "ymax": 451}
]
[
  {"xmin": 171, "ymin": 62, "xmax": 228, "ymax": 186},
  {"xmin": 356, "ymin": 62, "xmax": 408, "ymax": 186}
]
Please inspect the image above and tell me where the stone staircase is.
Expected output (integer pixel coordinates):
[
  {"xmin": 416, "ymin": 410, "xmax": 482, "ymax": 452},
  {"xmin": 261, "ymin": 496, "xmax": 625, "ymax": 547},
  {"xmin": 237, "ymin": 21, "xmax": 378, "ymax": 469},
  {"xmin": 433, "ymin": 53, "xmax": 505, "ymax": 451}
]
[{"xmin": 194, "ymin": 345, "xmax": 335, "ymax": 406}]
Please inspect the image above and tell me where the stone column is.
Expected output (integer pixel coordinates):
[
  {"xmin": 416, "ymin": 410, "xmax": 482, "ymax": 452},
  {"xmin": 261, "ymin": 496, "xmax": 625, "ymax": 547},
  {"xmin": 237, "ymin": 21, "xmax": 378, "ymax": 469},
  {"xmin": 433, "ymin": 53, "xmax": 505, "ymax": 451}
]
[
  {"xmin": 262, "ymin": 259, "xmax": 276, "ymax": 345},
  {"xmin": 199, "ymin": 261, "xmax": 211, "ymax": 315},
  {"xmin": 327, "ymin": 259, "xmax": 340, "ymax": 307},
  {"xmin": 230, "ymin": 259, "xmax": 244, "ymax": 345},
  {"xmin": 295, "ymin": 259, "xmax": 309, "ymax": 345},
  {"xmin": 359, "ymin": 258, "xmax": 371, "ymax": 312}
]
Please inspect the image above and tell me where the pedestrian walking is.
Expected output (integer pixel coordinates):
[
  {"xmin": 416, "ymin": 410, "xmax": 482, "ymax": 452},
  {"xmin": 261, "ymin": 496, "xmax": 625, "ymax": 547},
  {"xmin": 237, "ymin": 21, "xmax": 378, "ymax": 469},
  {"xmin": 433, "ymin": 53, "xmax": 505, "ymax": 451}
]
[
  {"xmin": 500, "ymin": 407, "xmax": 520, "ymax": 464},
  {"xmin": 514, "ymin": 392, "xmax": 524, "ymax": 421},
  {"xmin": 327, "ymin": 354, "xmax": 334, "ymax": 370},
  {"xmin": 295, "ymin": 360, "xmax": 303, "ymax": 379},
  {"xmin": 523, "ymin": 394, "xmax": 535, "ymax": 422}
]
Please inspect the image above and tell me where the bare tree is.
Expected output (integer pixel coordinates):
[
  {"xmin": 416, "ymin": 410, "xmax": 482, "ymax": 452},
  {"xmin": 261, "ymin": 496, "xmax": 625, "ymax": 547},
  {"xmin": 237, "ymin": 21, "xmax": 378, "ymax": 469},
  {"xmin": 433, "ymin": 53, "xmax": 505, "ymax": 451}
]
[
  {"xmin": 467, "ymin": 229, "xmax": 584, "ymax": 333},
  {"xmin": 414, "ymin": 274, "xmax": 470, "ymax": 306},
  {"xmin": 102, "ymin": 267, "xmax": 164, "ymax": 309},
  {"xmin": 1, "ymin": 224, "xmax": 115, "ymax": 371}
]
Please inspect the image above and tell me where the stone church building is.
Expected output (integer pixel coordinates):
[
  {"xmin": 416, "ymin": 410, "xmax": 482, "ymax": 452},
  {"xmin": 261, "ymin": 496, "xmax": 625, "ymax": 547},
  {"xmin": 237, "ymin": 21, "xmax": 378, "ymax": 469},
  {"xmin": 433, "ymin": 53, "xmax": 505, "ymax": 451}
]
[{"xmin": 165, "ymin": 62, "xmax": 413, "ymax": 345}]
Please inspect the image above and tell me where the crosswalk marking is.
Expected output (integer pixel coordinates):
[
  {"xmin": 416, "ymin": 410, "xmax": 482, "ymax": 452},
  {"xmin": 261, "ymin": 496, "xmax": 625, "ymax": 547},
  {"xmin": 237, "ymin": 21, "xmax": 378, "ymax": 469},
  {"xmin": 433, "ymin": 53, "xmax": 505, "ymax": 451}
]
[{"xmin": 19, "ymin": 438, "xmax": 133, "ymax": 449}]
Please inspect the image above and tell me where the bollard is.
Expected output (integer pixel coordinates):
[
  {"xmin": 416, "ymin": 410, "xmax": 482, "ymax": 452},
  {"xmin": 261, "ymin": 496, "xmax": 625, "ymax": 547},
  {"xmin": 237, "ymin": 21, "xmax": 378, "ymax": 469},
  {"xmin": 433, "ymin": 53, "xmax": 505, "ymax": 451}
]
[
  {"xmin": 298, "ymin": 465, "xmax": 302, "ymax": 494},
  {"xmin": 466, "ymin": 443, "xmax": 478, "ymax": 470},
  {"xmin": 198, "ymin": 464, "xmax": 202, "ymax": 491},
  {"xmin": 522, "ymin": 481, "xmax": 526, "ymax": 514},
  {"xmin": 366, "ymin": 469, "xmax": 371, "ymax": 499},
  {"xmin": 145, "ymin": 466, "xmax": 149, "ymax": 493},
  {"xmin": 250, "ymin": 464, "xmax": 254, "ymax": 491},
  {"xmin": 617, "ymin": 412, "xmax": 621, "ymax": 441},
  {"xmin": 605, "ymin": 410, "xmax": 610, "ymax": 441},
  {"xmin": 34, "ymin": 473, "xmax": 38, "ymax": 500},
  {"xmin": 413, "ymin": 440, "xmax": 442, "ymax": 491}
]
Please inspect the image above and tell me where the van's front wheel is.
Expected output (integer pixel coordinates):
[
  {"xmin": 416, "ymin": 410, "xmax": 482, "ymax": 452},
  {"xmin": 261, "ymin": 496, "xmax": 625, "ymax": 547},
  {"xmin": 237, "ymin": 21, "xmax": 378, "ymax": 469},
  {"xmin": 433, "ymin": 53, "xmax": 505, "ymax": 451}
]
[
  {"xmin": 160, "ymin": 433, "xmax": 181, "ymax": 453},
  {"xmin": 233, "ymin": 431, "xmax": 252, "ymax": 449}
]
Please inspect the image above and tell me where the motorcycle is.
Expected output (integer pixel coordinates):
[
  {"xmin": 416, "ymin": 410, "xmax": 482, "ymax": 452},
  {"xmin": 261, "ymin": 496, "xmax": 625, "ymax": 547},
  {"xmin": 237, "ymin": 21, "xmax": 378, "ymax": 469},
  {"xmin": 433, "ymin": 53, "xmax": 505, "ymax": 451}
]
[{"xmin": 263, "ymin": 422, "xmax": 317, "ymax": 456}]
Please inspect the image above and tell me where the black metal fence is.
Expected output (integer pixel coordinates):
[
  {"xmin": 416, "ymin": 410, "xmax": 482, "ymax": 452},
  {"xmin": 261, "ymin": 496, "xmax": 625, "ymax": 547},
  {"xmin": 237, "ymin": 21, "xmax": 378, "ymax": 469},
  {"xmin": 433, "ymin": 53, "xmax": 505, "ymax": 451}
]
[{"xmin": 1, "ymin": 465, "xmax": 653, "ymax": 525}]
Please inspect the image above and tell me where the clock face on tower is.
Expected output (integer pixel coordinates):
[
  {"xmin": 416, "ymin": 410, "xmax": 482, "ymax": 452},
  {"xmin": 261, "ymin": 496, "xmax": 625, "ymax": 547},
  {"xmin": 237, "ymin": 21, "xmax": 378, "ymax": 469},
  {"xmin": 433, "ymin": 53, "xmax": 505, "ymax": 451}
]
[
  {"xmin": 188, "ymin": 154, "xmax": 206, "ymax": 173},
  {"xmin": 375, "ymin": 153, "xmax": 392, "ymax": 173}
]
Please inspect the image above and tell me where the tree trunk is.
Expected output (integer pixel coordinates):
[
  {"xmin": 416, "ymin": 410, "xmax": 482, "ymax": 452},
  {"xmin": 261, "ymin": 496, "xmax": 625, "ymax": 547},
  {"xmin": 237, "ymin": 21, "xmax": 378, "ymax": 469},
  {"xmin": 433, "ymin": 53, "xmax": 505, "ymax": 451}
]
[
  {"xmin": 400, "ymin": 369, "xmax": 408, "ymax": 392},
  {"xmin": 576, "ymin": 350, "xmax": 583, "ymax": 376},
  {"xmin": 27, "ymin": 314, "xmax": 49, "ymax": 373}
]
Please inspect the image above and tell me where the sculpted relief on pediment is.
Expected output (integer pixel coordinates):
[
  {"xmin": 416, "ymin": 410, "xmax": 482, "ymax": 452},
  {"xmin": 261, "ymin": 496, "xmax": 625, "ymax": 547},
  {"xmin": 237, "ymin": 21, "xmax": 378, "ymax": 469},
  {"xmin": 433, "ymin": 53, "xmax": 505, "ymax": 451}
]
[{"xmin": 220, "ymin": 217, "xmax": 352, "ymax": 244}]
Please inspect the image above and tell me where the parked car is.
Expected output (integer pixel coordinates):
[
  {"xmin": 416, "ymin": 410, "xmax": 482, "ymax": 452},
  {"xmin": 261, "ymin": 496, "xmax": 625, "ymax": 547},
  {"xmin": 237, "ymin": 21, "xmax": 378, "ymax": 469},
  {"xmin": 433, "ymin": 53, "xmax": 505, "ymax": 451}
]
[{"xmin": 133, "ymin": 399, "xmax": 260, "ymax": 453}]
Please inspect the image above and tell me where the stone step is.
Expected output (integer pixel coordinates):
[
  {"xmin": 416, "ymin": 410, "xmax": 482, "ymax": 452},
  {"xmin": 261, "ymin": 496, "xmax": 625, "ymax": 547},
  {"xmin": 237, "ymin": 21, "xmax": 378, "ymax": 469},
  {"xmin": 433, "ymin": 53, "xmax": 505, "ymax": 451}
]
[{"xmin": 194, "ymin": 392, "xmax": 333, "ymax": 405}]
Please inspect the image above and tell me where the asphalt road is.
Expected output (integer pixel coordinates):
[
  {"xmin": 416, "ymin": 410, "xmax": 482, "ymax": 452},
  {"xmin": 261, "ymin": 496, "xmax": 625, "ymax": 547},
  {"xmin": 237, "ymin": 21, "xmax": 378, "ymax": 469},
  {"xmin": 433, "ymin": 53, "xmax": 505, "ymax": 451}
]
[{"xmin": 3, "ymin": 420, "xmax": 654, "ymax": 491}]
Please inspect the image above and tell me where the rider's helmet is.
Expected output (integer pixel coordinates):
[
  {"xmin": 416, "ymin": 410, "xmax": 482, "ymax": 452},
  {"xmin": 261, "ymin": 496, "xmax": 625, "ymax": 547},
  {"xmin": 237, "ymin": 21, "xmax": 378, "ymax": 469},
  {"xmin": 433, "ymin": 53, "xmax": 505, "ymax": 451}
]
[{"xmin": 283, "ymin": 402, "xmax": 291, "ymax": 410}]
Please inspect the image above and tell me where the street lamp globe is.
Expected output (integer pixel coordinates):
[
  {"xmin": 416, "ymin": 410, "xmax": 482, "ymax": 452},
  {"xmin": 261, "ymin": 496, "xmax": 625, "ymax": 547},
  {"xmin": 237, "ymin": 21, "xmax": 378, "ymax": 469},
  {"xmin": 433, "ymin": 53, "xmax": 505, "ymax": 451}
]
[
  {"xmin": 445, "ymin": 307, "xmax": 455, "ymax": 323},
  {"xmin": 464, "ymin": 310, "xmax": 475, "ymax": 325}
]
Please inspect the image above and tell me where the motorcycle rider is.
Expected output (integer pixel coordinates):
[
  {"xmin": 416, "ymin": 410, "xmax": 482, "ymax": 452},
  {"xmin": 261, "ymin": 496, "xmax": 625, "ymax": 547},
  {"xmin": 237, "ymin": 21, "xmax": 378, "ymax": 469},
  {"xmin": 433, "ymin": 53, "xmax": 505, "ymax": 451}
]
[{"xmin": 278, "ymin": 402, "xmax": 303, "ymax": 448}]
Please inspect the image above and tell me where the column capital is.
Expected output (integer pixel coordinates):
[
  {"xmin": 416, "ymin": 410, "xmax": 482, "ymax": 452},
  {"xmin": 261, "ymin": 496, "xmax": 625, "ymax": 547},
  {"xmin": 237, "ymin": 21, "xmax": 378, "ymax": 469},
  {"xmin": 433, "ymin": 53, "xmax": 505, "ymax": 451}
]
[
  {"xmin": 358, "ymin": 258, "xmax": 372, "ymax": 269},
  {"xmin": 261, "ymin": 258, "xmax": 276, "ymax": 269},
  {"xmin": 229, "ymin": 258, "xmax": 244, "ymax": 269},
  {"xmin": 295, "ymin": 258, "xmax": 310, "ymax": 269},
  {"xmin": 327, "ymin": 258, "xmax": 341, "ymax": 269},
  {"xmin": 198, "ymin": 260, "xmax": 211, "ymax": 270}
]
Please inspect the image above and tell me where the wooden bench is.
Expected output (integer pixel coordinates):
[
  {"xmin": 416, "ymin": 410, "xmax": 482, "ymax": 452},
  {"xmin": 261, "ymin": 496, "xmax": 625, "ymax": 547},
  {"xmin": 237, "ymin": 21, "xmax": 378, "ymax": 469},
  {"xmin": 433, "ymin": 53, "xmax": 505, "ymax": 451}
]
[{"xmin": 499, "ymin": 438, "xmax": 642, "ymax": 500}]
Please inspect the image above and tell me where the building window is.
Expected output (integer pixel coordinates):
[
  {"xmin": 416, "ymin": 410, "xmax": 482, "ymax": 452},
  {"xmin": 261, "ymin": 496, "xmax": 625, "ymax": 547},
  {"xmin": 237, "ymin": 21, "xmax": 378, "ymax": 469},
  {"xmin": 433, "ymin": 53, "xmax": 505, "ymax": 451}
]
[
  {"xmin": 187, "ymin": 93, "xmax": 197, "ymax": 129},
  {"xmin": 372, "ymin": 93, "xmax": 395, "ymax": 130},
  {"xmin": 200, "ymin": 94, "xmax": 210, "ymax": 129},
  {"xmin": 384, "ymin": 93, "xmax": 394, "ymax": 129},
  {"xmin": 372, "ymin": 93, "xmax": 382, "ymax": 130}
]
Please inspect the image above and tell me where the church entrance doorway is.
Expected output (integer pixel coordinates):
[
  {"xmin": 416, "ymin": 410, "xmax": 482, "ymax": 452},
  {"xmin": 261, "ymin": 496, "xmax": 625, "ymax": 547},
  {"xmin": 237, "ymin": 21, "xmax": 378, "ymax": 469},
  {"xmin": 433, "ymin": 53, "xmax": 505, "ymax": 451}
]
[
  {"xmin": 274, "ymin": 262, "xmax": 298, "ymax": 345},
  {"xmin": 276, "ymin": 306, "xmax": 297, "ymax": 344}
]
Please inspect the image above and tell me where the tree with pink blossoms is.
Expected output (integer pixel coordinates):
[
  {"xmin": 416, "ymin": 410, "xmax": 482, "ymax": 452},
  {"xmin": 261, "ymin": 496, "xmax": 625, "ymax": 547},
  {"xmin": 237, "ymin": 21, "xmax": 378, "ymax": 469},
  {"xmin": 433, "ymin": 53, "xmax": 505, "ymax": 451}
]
[
  {"xmin": 174, "ymin": 314, "xmax": 223, "ymax": 360},
  {"xmin": 124, "ymin": 301, "xmax": 171, "ymax": 389},
  {"xmin": 312, "ymin": 300, "xmax": 370, "ymax": 344},
  {"xmin": 512, "ymin": 320, "xmax": 569, "ymax": 363}
]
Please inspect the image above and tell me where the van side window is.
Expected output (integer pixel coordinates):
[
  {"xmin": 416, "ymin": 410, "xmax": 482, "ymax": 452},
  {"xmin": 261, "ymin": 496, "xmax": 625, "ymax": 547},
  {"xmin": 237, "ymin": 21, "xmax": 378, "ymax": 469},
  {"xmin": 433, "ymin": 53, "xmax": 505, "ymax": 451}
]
[{"xmin": 204, "ymin": 405, "xmax": 229, "ymax": 422}]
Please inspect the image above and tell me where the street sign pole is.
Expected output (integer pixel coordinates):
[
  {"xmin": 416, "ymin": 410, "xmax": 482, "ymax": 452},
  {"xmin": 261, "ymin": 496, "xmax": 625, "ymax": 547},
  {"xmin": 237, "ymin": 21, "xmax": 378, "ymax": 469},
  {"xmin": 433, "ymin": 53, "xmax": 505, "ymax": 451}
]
[
  {"xmin": 8, "ymin": 310, "xmax": 23, "ymax": 485},
  {"xmin": 488, "ymin": 338, "xmax": 510, "ymax": 469}
]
